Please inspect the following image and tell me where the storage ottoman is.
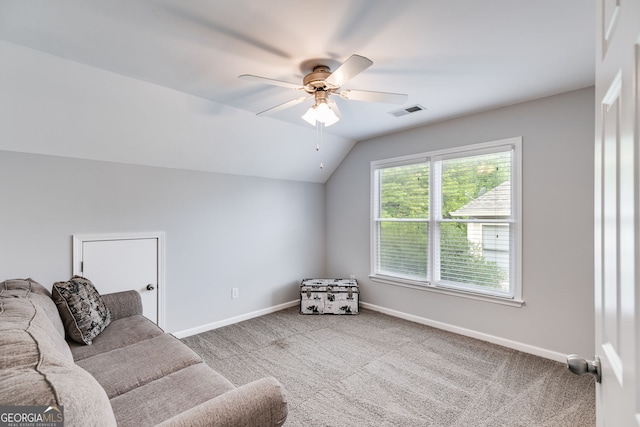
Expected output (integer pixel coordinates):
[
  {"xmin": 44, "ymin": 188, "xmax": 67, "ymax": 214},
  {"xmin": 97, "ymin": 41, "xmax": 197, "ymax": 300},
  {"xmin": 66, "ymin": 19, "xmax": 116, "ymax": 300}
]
[{"xmin": 300, "ymin": 278, "xmax": 359, "ymax": 314}]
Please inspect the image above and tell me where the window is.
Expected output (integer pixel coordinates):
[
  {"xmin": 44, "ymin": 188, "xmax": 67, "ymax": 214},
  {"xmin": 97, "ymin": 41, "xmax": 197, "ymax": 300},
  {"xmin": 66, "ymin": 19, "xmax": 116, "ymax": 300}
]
[{"xmin": 371, "ymin": 137, "xmax": 522, "ymax": 304}]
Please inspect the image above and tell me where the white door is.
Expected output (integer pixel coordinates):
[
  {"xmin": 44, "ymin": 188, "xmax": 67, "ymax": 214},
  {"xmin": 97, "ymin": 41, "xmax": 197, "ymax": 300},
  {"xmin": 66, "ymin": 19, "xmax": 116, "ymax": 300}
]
[
  {"xmin": 593, "ymin": 0, "xmax": 639, "ymax": 425},
  {"xmin": 73, "ymin": 233, "xmax": 165, "ymax": 329}
]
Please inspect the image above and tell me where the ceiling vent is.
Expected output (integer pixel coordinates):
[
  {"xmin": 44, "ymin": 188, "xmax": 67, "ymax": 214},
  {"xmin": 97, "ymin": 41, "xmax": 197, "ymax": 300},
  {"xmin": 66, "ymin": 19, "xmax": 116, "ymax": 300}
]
[{"xmin": 389, "ymin": 104, "xmax": 426, "ymax": 117}]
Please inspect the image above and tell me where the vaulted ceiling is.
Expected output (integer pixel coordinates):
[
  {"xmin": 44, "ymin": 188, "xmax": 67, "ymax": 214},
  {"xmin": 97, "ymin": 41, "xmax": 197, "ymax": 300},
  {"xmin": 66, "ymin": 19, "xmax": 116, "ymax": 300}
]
[{"xmin": 0, "ymin": 1, "xmax": 594, "ymax": 183}]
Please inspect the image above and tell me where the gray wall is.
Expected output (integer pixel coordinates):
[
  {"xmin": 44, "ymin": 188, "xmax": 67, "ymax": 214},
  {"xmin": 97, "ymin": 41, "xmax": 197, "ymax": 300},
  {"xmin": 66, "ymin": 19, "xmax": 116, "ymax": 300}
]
[
  {"xmin": 325, "ymin": 87, "xmax": 595, "ymax": 357},
  {"xmin": 0, "ymin": 151, "xmax": 324, "ymax": 333}
]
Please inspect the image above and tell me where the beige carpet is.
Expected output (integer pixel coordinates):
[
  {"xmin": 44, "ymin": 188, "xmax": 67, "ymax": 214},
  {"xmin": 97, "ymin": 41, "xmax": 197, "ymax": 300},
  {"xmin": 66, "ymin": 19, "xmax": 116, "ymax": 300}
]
[{"xmin": 181, "ymin": 307, "xmax": 595, "ymax": 426}]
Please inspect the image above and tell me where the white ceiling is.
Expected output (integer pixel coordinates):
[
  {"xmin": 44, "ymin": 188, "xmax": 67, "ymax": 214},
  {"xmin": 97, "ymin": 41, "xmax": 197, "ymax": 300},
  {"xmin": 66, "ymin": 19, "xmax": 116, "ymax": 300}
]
[{"xmin": 0, "ymin": 0, "xmax": 595, "ymax": 183}]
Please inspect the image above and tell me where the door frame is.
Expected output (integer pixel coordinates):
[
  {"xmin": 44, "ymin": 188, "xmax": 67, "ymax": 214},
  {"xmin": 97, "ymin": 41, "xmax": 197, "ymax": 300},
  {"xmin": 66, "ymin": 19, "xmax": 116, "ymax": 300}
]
[{"xmin": 72, "ymin": 231, "xmax": 166, "ymax": 330}]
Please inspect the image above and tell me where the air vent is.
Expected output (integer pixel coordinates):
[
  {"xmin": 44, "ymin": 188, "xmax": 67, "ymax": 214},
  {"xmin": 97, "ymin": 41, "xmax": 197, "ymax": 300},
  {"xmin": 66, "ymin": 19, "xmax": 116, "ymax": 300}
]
[{"xmin": 389, "ymin": 104, "xmax": 426, "ymax": 117}]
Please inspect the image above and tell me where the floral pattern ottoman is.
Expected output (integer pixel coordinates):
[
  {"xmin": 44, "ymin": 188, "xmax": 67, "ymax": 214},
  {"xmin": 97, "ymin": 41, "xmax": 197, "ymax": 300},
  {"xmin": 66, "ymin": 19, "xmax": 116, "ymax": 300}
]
[{"xmin": 299, "ymin": 278, "xmax": 359, "ymax": 314}]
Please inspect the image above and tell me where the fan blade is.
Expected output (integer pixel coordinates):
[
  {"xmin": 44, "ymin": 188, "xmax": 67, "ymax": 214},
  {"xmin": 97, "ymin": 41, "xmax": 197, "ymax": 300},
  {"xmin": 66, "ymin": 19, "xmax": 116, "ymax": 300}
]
[
  {"xmin": 324, "ymin": 54, "xmax": 373, "ymax": 88},
  {"xmin": 327, "ymin": 99, "xmax": 341, "ymax": 118},
  {"xmin": 238, "ymin": 74, "xmax": 303, "ymax": 90},
  {"xmin": 257, "ymin": 95, "xmax": 312, "ymax": 115},
  {"xmin": 339, "ymin": 89, "xmax": 408, "ymax": 104},
  {"xmin": 158, "ymin": 4, "xmax": 292, "ymax": 59}
]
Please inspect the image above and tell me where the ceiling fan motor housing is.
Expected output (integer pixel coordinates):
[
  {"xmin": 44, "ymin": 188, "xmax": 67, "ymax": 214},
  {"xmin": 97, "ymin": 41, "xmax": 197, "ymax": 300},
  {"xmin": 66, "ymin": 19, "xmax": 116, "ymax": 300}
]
[{"xmin": 303, "ymin": 65, "xmax": 334, "ymax": 93}]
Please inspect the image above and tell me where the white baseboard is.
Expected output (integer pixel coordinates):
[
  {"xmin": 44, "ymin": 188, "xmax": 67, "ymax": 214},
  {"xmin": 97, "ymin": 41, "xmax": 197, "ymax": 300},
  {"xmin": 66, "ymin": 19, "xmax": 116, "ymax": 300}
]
[
  {"xmin": 360, "ymin": 302, "xmax": 568, "ymax": 363},
  {"xmin": 172, "ymin": 299, "xmax": 566, "ymax": 363},
  {"xmin": 172, "ymin": 300, "xmax": 299, "ymax": 339}
]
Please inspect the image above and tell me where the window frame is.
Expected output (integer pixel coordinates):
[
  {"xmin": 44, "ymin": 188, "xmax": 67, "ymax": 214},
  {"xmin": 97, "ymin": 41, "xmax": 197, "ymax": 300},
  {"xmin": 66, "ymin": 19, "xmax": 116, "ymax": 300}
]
[{"xmin": 370, "ymin": 137, "xmax": 523, "ymax": 307}]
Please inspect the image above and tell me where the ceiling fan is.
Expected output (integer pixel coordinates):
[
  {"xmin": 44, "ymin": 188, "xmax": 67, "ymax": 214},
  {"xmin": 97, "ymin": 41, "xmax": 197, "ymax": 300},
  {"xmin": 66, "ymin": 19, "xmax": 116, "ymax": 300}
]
[{"xmin": 238, "ymin": 54, "xmax": 408, "ymax": 127}]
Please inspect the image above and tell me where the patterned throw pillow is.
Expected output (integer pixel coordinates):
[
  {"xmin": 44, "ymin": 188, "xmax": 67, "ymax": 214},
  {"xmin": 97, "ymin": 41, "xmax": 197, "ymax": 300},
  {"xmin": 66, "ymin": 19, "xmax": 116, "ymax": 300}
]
[{"xmin": 52, "ymin": 276, "xmax": 111, "ymax": 345}]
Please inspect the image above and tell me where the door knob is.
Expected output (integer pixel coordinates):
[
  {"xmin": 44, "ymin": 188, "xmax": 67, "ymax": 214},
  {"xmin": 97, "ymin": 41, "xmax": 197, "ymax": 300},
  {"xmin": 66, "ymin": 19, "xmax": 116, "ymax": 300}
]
[
  {"xmin": 146, "ymin": 284, "xmax": 155, "ymax": 291},
  {"xmin": 567, "ymin": 354, "xmax": 601, "ymax": 383}
]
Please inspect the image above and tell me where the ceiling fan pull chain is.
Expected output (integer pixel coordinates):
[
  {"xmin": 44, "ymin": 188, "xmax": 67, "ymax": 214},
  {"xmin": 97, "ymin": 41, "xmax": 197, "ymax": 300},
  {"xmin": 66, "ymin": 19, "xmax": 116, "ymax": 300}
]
[{"xmin": 316, "ymin": 121, "xmax": 321, "ymax": 151}]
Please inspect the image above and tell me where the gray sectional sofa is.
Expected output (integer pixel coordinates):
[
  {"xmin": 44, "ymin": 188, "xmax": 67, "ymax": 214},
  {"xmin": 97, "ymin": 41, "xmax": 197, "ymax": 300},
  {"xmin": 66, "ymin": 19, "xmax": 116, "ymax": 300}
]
[{"xmin": 0, "ymin": 278, "xmax": 288, "ymax": 426}]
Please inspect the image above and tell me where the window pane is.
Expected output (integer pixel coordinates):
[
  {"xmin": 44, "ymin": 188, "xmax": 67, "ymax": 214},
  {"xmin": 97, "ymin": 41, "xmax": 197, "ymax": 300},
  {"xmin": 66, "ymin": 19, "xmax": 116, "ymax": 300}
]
[
  {"xmin": 378, "ymin": 221, "xmax": 428, "ymax": 280},
  {"xmin": 379, "ymin": 163, "xmax": 429, "ymax": 219},
  {"xmin": 443, "ymin": 151, "xmax": 511, "ymax": 219},
  {"xmin": 439, "ymin": 222, "xmax": 509, "ymax": 292}
]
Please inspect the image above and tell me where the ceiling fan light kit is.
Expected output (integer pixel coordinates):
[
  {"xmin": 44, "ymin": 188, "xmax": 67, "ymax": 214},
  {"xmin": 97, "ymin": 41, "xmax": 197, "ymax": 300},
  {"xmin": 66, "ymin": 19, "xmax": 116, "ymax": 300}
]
[{"xmin": 301, "ymin": 91, "xmax": 340, "ymax": 127}]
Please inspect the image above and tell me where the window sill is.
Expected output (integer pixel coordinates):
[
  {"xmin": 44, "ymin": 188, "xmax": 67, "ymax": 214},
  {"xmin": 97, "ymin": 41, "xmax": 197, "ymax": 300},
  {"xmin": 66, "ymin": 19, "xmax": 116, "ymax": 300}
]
[{"xmin": 369, "ymin": 275, "xmax": 525, "ymax": 308}]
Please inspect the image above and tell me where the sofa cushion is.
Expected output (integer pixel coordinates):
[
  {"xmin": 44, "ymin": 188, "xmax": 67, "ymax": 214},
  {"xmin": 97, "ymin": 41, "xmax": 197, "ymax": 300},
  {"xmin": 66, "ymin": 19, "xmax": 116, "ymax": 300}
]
[
  {"xmin": 109, "ymin": 363, "xmax": 235, "ymax": 427},
  {"xmin": 0, "ymin": 295, "xmax": 73, "ymax": 364},
  {"xmin": 70, "ymin": 314, "xmax": 164, "ymax": 361},
  {"xmin": 0, "ymin": 278, "xmax": 66, "ymax": 338},
  {"xmin": 0, "ymin": 363, "xmax": 118, "ymax": 426},
  {"xmin": 0, "ymin": 292, "xmax": 117, "ymax": 426},
  {"xmin": 77, "ymin": 334, "xmax": 204, "ymax": 399},
  {"xmin": 52, "ymin": 276, "xmax": 111, "ymax": 345}
]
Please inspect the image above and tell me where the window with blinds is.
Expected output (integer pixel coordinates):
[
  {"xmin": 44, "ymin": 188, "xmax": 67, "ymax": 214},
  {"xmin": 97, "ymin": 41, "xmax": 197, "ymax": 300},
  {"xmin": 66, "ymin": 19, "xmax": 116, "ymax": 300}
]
[{"xmin": 371, "ymin": 137, "xmax": 522, "ymax": 301}]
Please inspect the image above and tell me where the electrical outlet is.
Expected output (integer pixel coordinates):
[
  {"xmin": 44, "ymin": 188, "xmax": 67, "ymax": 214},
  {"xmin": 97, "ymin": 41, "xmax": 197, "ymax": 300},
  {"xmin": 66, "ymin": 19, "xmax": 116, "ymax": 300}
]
[{"xmin": 231, "ymin": 288, "xmax": 239, "ymax": 299}]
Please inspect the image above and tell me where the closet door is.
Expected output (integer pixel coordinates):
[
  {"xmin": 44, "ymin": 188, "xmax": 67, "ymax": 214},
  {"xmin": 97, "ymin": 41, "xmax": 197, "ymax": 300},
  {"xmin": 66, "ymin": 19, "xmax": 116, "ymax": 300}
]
[{"xmin": 73, "ymin": 233, "xmax": 165, "ymax": 328}]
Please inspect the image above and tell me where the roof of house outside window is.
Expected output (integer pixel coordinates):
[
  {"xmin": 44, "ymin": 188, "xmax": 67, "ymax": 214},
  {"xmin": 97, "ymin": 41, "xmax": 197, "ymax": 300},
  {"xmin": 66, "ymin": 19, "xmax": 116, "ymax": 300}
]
[{"xmin": 449, "ymin": 181, "xmax": 511, "ymax": 218}]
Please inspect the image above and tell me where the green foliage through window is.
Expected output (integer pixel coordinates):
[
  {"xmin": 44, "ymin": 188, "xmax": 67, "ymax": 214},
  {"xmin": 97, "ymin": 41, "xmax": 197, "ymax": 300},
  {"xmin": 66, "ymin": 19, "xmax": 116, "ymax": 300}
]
[{"xmin": 380, "ymin": 163, "xmax": 429, "ymax": 219}]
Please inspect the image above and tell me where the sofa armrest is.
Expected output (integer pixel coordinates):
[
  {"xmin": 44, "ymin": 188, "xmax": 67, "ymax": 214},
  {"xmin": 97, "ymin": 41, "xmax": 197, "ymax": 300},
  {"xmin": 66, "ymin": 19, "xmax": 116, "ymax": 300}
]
[
  {"xmin": 156, "ymin": 377, "xmax": 288, "ymax": 427},
  {"xmin": 101, "ymin": 290, "xmax": 143, "ymax": 321}
]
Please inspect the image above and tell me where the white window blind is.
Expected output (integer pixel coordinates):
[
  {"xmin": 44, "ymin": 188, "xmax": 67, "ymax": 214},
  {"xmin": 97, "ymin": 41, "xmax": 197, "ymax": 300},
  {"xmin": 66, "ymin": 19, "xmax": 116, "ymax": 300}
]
[
  {"xmin": 373, "ymin": 161, "xmax": 429, "ymax": 282},
  {"xmin": 371, "ymin": 138, "xmax": 522, "ymax": 302}
]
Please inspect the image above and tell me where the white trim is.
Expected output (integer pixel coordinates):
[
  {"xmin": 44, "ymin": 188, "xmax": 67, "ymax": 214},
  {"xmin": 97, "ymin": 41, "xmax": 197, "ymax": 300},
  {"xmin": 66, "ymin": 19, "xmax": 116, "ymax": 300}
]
[
  {"xmin": 172, "ymin": 300, "xmax": 299, "ymax": 339},
  {"xmin": 369, "ymin": 275, "xmax": 524, "ymax": 307},
  {"xmin": 172, "ymin": 298, "xmax": 562, "ymax": 362},
  {"xmin": 602, "ymin": 342, "xmax": 623, "ymax": 385},
  {"xmin": 360, "ymin": 301, "xmax": 565, "ymax": 362},
  {"xmin": 72, "ymin": 231, "xmax": 166, "ymax": 330},
  {"xmin": 371, "ymin": 153, "xmax": 429, "ymax": 169},
  {"xmin": 511, "ymin": 137, "xmax": 523, "ymax": 302},
  {"xmin": 370, "ymin": 137, "xmax": 519, "ymax": 170}
]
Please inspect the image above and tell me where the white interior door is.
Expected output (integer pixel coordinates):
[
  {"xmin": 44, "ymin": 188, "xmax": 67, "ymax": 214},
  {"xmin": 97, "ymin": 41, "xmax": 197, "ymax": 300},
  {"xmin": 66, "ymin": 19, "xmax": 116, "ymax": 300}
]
[
  {"xmin": 594, "ymin": 0, "xmax": 640, "ymax": 425},
  {"xmin": 73, "ymin": 232, "xmax": 165, "ymax": 329}
]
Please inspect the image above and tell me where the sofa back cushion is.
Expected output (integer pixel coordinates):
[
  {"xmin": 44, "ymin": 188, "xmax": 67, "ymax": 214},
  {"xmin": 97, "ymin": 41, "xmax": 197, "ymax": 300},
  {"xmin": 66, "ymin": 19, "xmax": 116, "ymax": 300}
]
[
  {"xmin": 0, "ymin": 294, "xmax": 73, "ymax": 363},
  {"xmin": 0, "ymin": 282, "xmax": 117, "ymax": 426},
  {"xmin": 0, "ymin": 278, "xmax": 66, "ymax": 338}
]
